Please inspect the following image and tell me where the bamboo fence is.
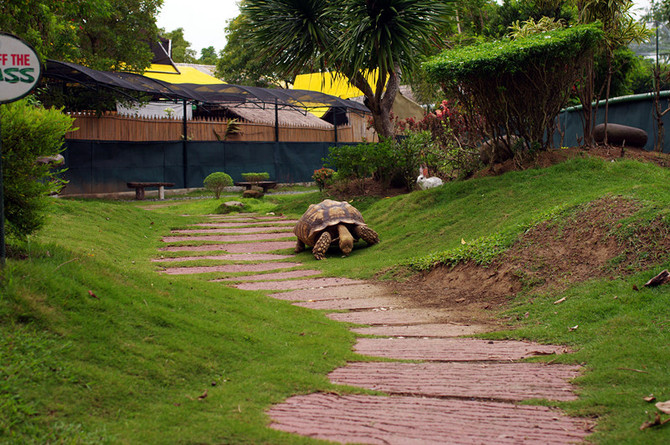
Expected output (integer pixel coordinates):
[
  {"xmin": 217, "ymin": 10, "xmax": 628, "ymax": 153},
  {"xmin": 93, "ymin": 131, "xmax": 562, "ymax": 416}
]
[{"xmin": 65, "ymin": 112, "xmax": 370, "ymax": 143}]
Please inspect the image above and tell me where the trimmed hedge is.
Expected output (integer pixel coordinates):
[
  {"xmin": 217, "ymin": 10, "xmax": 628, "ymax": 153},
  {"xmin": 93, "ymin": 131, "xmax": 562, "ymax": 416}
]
[
  {"xmin": 424, "ymin": 23, "xmax": 603, "ymax": 81},
  {"xmin": 423, "ymin": 24, "xmax": 604, "ymax": 154}
]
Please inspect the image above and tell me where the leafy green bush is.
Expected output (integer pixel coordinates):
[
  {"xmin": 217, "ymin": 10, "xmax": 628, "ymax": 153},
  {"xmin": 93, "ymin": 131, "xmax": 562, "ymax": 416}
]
[
  {"xmin": 312, "ymin": 167, "xmax": 335, "ymax": 191},
  {"xmin": 324, "ymin": 143, "xmax": 378, "ymax": 180},
  {"xmin": 203, "ymin": 172, "xmax": 233, "ymax": 199},
  {"xmin": 241, "ymin": 172, "xmax": 269, "ymax": 183},
  {"xmin": 325, "ymin": 132, "xmax": 445, "ymax": 192},
  {"xmin": 424, "ymin": 24, "xmax": 603, "ymax": 154},
  {"xmin": 391, "ymin": 131, "xmax": 438, "ymax": 191},
  {"xmin": 1, "ymin": 99, "xmax": 73, "ymax": 241},
  {"xmin": 402, "ymin": 100, "xmax": 484, "ymax": 178}
]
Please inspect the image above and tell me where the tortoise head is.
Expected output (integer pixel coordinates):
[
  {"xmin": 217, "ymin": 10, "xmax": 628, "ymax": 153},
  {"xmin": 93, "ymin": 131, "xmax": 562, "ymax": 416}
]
[{"xmin": 337, "ymin": 224, "xmax": 354, "ymax": 256}]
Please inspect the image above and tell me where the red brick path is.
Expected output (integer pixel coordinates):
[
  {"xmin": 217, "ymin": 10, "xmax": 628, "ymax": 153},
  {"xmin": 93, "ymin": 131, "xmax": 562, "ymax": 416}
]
[{"xmin": 158, "ymin": 213, "xmax": 592, "ymax": 444}]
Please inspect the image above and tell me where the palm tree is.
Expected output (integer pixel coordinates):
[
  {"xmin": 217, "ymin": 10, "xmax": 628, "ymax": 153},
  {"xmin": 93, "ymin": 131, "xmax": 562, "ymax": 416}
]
[{"xmin": 243, "ymin": 0, "xmax": 451, "ymax": 139}]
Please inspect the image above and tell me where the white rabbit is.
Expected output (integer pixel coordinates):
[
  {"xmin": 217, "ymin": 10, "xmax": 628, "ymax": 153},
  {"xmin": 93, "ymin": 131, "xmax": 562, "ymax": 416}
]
[{"xmin": 416, "ymin": 167, "xmax": 443, "ymax": 190}]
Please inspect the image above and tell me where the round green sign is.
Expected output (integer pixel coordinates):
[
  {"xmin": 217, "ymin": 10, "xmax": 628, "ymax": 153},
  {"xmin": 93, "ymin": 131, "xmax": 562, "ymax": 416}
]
[{"xmin": 0, "ymin": 32, "xmax": 42, "ymax": 104}]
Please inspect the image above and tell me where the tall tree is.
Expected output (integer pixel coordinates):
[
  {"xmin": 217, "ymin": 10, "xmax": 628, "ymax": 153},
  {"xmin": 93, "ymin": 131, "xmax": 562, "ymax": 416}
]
[
  {"xmin": 0, "ymin": 0, "xmax": 162, "ymax": 71},
  {"xmin": 199, "ymin": 46, "xmax": 219, "ymax": 65},
  {"xmin": 577, "ymin": 0, "xmax": 649, "ymax": 144},
  {"xmin": 217, "ymin": 13, "xmax": 284, "ymax": 87},
  {"xmin": 161, "ymin": 27, "xmax": 197, "ymax": 63},
  {"xmin": 243, "ymin": 0, "xmax": 451, "ymax": 138}
]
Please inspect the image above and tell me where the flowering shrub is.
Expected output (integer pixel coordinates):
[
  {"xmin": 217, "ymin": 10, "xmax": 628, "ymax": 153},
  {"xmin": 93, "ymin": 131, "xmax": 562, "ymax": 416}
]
[
  {"xmin": 312, "ymin": 167, "xmax": 335, "ymax": 191},
  {"xmin": 398, "ymin": 100, "xmax": 485, "ymax": 179}
]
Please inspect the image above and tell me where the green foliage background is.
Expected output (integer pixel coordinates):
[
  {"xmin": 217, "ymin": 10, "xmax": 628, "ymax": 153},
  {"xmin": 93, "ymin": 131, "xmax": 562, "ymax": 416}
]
[{"xmin": 0, "ymin": 100, "xmax": 73, "ymax": 240}]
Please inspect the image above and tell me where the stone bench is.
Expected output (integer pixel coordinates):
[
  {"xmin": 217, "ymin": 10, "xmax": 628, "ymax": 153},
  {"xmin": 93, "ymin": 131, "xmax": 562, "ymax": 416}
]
[
  {"xmin": 127, "ymin": 182, "xmax": 175, "ymax": 200},
  {"xmin": 234, "ymin": 181, "xmax": 278, "ymax": 193}
]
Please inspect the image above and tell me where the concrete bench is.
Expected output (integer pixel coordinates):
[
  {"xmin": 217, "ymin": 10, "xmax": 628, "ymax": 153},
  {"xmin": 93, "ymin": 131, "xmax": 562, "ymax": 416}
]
[
  {"xmin": 127, "ymin": 182, "xmax": 175, "ymax": 200},
  {"xmin": 234, "ymin": 181, "xmax": 278, "ymax": 193}
]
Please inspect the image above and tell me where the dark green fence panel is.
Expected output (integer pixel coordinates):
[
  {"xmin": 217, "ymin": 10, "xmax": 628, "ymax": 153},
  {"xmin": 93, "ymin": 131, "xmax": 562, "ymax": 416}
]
[
  {"xmin": 62, "ymin": 140, "xmax": 183, "ymax": 194},
  {"xmin": 556, "ymin": 93, "xmax": 670, "ymax": 153},
  {"xmin": 275, "ymin": 142, "xmax": 333, "ymax": 183},
  {"xmin": 222, "ymin": 142, "xmax": 276, "ymax": 185},
  {"xmin": 60, "ymin": 140, "xmax": 351, "ymax": 194}
]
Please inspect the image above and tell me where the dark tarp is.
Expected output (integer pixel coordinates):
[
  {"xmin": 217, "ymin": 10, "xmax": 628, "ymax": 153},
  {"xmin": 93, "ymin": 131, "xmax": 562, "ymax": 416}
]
[{"xmin": 44, "ymin": 60, "xmax": 370, "ymax": 113}]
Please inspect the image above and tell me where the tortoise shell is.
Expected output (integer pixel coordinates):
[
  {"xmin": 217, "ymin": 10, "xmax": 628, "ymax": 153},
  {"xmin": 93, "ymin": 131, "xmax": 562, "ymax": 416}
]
[{"xmin": 294, "ymin": 199, "xmax": 368, "ymax": 246}]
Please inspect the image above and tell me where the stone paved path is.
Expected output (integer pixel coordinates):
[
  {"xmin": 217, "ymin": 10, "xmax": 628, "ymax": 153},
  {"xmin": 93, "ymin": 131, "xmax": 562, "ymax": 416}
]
[{"xmin": 158, "ymin": 213, "xmax": 592, "ymax": 444}]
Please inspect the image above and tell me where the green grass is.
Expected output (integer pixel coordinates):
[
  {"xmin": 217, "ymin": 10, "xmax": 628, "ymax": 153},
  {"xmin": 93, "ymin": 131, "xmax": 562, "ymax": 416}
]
[
  {"xmin": 1, "ymin": 200, "xmax": 356, "ymax": 444},
  {"xmin": 2, "ymin": 155, "xmax": 670, "ymax": 443}
]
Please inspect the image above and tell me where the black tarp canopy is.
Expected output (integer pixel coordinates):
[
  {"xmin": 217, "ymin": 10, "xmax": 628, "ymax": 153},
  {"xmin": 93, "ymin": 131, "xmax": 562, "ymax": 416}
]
[{"xmin": 44, "ymin": 60, "xmax": 370, "ymax": 114}]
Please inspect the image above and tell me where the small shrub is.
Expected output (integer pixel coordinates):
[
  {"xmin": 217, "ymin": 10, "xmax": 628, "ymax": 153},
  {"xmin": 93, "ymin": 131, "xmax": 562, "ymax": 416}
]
[
  {"xmin": 391, "ymin": 131, "xmax": 437, "ymax": 191},
  {"xmin": 1, "ymin": 99, "xmax": 74, "ymax": 240},
  {"xmin": 401, "ymin": 100, "xmax": 484, "ymax": 178},
  {"xmin": 241, "ymin": 172, "xmax": 269, "ymax": 183},
  {"xmin": 312, "ymin": 167, "xmax": 335, "ymax": 191},
  {"xmin": 203, "ymin": 172, "xmax": 233, "ymax": 199}
]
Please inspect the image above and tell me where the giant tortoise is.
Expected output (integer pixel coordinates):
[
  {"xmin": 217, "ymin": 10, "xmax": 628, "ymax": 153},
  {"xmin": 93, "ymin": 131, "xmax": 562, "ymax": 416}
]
[{"xmin": 293, "ymin": 199, "xmax": 380, "ymax": 260}]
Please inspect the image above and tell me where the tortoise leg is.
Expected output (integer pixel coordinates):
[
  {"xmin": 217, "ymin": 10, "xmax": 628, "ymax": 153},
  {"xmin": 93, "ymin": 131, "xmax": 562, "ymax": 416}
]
[
  {"xmin": 295, "ymin": 239, "xmax": 305, "ymax": 253},
  {"xmin": 354, "ymin": 225, "xmax": 380, "ymax": 245},
  {"xmin": 313, "ymin": 231, "xmax": 332, "ymax": 260}
]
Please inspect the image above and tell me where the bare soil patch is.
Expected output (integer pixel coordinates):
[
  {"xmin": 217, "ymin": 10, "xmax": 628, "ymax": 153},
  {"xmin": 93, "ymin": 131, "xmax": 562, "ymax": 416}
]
[
  {"xmin": 474, "ymin": 145, "xmax": 670, "ymax": 178},
  {"xmin": 393, "ymin": 195, "xmax": 670, "ymax": 315}
]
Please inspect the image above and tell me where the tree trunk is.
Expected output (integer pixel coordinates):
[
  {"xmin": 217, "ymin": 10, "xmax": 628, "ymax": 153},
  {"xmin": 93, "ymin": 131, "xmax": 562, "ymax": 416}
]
[
  {"xmin": 350, "ymin": 67, "xmax": 399, "ymax": 140},
  {"xmin": 603, "ymin": 55, "xmax": 612, "ymax": 145},
  {"xmin": 653, "ymin": 63, "xmax": 666, "ymax": 152}
]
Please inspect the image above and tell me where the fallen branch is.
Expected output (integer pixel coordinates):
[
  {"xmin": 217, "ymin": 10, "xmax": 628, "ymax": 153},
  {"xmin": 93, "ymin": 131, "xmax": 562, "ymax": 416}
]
[
  {"xmin": 640, "ymin": 413, "xmax": 670, "ymax": 431},
  {"xmin": 644, "ymin": 270, "xmax": 670, "ymax": 287},
  {"xmin": 616, "ymin": 367, "xmax": 648, "ymax": 374},
  {"xmin": 54, "ymin": 257, "xmax": 79, "ymax": 271}
]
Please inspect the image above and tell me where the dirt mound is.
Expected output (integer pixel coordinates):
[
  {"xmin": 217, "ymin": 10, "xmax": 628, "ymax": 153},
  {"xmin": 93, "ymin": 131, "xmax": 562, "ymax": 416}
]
[
  {"xmin": 395, "ymin": 196, "xmax": 670, "ymax": 312},
  {"xmin": 474, "ymin": 145, "xmax": 670, "ymax": 178}
]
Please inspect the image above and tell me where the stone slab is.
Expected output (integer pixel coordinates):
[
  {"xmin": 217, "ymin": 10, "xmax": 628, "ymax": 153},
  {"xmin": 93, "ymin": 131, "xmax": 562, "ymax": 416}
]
[
  {"xmin": 353, "ymin": 337, "xmax": 568, "ymax": 361},
  {"xmin": 351, "ymin": 324, "xmax": 493, "ymax": 338},
  {"xmin": 171, "ymin": 227, "xmax": 294, "ymax": 234},
  {"xmin": 268, "ymin": 393, "xmax": 592, "ymax": 445},
  {"xmin": 267, "ymin": 284, "xmax": 387, "ymax": 301},
  {"xmin": 327, "ymin": 308, "xmax": 454, "ymax": 326},
  {"xmin": 162, "ymin": 233, "xmax": 294, "ymax": 243},
  {"xmin": 193, "ymin": 220, "xmax": 298, "ymax": 228},
  {"xmin": 160, "ymin": 262, "xmax": 302, "ymax": 275},
  {"xmin": 214, "ymin": 270, "xmax": 321, "ymax": 282},
  {"xmin": 152, "ymin": 253, "xmax": 293, "ymax": 263},
  {"xmin": 204, "ymin": 215, "xmax": 290, "ymax": 221},
  {"xmin": 235, "ymin": 277, "xmax": 366, "ymax": 291},
  {"xmin": 158, "ymin": 241, "xmax": 295, "ymax": 253},
  {"xmin": 294, "ymin": 297, "xmax": 401, "ymax": 310},
  {"xmin": 329, "ymin": 362, "xmax": 581, "ymax": 401}
]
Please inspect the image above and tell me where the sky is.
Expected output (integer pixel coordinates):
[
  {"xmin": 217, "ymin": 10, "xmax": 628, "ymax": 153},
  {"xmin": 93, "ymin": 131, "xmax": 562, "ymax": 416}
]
[
  {"xmin": 156, "ymin": 0, "xmax": 240, "ymax": 56},
  {"xmin": 156, "ymin": 0, "xmax": 655, "ymax": 59}
]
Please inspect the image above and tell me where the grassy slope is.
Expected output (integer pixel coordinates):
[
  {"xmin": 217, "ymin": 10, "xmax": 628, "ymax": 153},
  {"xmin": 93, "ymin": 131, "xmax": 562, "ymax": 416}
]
[
  {"xmin": 1, "ymin": 156, "xmax": 669, "ymax": 443},
  {"xmin": 1, "ymin": 200, "xmax": 356, "ymax": 444}
]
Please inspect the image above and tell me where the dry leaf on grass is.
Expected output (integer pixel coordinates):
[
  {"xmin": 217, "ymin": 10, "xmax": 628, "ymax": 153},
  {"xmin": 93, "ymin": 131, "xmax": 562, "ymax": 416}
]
[{"xmin": 657, "ymin": 401, "xmax": 670, "ymax": 414}]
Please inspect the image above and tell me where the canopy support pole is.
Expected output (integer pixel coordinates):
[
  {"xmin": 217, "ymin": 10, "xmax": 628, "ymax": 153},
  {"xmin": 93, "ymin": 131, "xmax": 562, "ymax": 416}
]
[
  {"xmin": 333, "ymin": 108, "xmax": 338, "ymax": 144},
  {"xmin": 182, "ymin": 100, "xmax": 188, "ymax": 188},
  {"xmin": 274, "ymin": 98, "xmax": 279, "ymax": 142}
]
